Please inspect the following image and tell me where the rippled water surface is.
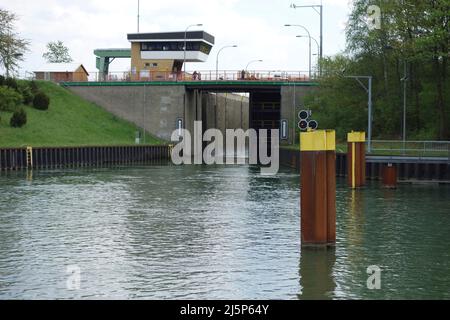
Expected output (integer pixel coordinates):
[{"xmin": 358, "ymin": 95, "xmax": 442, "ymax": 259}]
[{"xmin": 0, "ymin": 165, "xmax": 449, "ymax": 299}]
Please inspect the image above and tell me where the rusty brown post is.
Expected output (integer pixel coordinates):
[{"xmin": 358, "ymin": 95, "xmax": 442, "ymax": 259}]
[
  {"xmin": 347, "ymin": 132, "xmax": 366, "ymax": 189},
  {"xmin": 300, "ymin": 130, "xmax": 336, "ymax": 246},
  {"xmin": 382, "ymin": 163, "xmax": 398, "ymax": 189}
]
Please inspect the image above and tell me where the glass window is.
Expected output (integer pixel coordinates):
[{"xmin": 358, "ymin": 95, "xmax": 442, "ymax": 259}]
[{"xmin": 140, "ymin": 41, "xmax": 210, "ymax": 52}]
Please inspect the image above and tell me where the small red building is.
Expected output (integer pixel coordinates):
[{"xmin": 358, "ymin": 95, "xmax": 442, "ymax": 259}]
[{"xmin": 34, "ymin": 63, "xmax": 89, "ymax": 82}]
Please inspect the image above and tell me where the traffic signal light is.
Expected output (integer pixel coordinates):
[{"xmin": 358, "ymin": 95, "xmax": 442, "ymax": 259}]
[
  {"xmin": 298, "ymin": 120, "xmax": 309, "ymax": 130},
  {"xmin": 298, "ymin": 109, "xmax": 319, "ymax": 131}
]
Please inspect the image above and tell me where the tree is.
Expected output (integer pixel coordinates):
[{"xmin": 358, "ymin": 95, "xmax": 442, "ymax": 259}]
[
  {"xmin": 0, "ymin": 9, "xmax": 29, "ymax": 77},
  {"xmin": 43, "ymin": 41, "xmax": 73, "ymax": 63},
  {"xmin": 305, "ymin": 0, "xmax": 449, "ymax": 140}
]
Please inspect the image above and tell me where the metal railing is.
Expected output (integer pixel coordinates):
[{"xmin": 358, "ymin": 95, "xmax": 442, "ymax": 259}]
[
  {"xmin": 24, "ymin": 70, "xmax": 311, "ymax": 83},
  {"xmin": 20, "ymin": 70, "xmax": 314, "ymax": 83},
  {"xmin": 370, "ymin": 140, "xmax": 450, "ymax": 159}
]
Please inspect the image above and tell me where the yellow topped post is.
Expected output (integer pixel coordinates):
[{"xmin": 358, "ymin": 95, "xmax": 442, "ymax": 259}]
[
  {"xmin": 300, "ymin": 129, "xmax": 336, "ymax": 246},
  {"xmin": 347, "ymin": 132, "xmax": 366, "ymax": 189},
  {"xmin": 300, "ymin": 130, "xmax": 336, "ymax": 152},
  {"xmin": 348, "ymin": 131, "xmax": 366, "ymax": 143}
]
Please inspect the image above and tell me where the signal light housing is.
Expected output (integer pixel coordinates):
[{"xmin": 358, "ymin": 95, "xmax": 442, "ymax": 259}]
[
  {"xmin": 308, "ymin": 120, "xmax": 319, "ymax": 131},
  {"xmin": 298, "ymin": 120, "xmax": 309, "ymax": 130}
]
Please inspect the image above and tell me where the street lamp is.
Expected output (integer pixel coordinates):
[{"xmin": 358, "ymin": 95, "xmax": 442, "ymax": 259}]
[
  {"xmin": 290, "ymin": 2, "xmax": 323, "ymax": 75},
  {"xmin": 344, "ymin": 74, "xmax": 374, "ymax": 153},
  {"xmin": 297, "ymin": 34, "xmax": 320, "ymax": 78},
  {"xmin": 245, "ymin": 59, "xmax": 263, "ymax": 72},
  {"xmin": 216, "ymin": 45, "xmax": 237, "ymax": 80},
  {"xmin": 285, "ymin": 24, "xmax": 311, "ymax": 79},
  {"xmin": 137, "ymin": 0, "xmax": 140, "ymax": 32},
  {"xmin": 183, "ymin": 24, "xmax": 203, "ymax": 79}
]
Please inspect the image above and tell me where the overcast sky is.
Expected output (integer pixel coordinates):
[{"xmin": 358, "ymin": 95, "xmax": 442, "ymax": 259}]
[{"xmin": 3, "ymin": 0, "xmax": 353, "ymax": 76}]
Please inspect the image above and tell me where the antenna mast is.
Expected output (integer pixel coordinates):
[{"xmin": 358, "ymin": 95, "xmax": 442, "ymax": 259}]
[{"xmin": 137, "ymin": 0, "xmax": 140, "ymax": 33}]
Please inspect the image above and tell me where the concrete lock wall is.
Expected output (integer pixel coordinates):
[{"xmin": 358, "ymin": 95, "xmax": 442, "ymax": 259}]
[
  {"xmin": 68, "ymin": 86, "xmax": 249, "ymax": 144},
  {"xmin": 68, "ymin": 86, "xmax": 185, "ymax": 141},
  {"xmin": 203, "ymin": 93, "xmax": 249, "ymax": 132}
]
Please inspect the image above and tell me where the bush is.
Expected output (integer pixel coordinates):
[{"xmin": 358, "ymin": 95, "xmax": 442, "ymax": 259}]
[
  {"xmin": 33, "ymin": 91, "xmax": 50, "ymax": 110},
  {"xmin": 0, "ymin": 86, "xmax": 23, "ymax": 112},
  {"xmin": 30, "ymin": 80, "xmax": 39, "ymax": 94},
  {"xmin": 0, "ymin": 75, "xmax": 5, "ymax": 86},
  {"xmin": 10, "ymin": 108, "xmax": 27, "ymax": 128},
  {"xmin": 18, "ymin": 82, "xmax": 34, "ymax": 105},
  {"xmin": 5, "ymin": 77, "xmax": 18, "ymax": 90}
]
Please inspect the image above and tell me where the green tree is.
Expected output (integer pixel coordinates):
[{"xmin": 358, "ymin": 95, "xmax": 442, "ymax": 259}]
[
  {"xmin": 306, "ymin": 0, "xmax": 449, "ymax": 140},
  {"xmin": 43, "ymin": 40, "xmax": 73, "ymax": 63},
  {"xmin": 0, "ymin": 8, "xmax": 29, "ymax": 77}
]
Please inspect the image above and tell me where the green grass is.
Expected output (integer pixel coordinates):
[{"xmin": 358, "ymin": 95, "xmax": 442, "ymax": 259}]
[
  {"xmin": 281, "ymin": 143, "xmax": 449, "ymax": 157},
  {"xmin": 281, "ymin": 143, "xmax": 348, "ymax": 153},
  {"xmin": 0, "ymin": 81, "xmax": 165, "ymax": 148}
]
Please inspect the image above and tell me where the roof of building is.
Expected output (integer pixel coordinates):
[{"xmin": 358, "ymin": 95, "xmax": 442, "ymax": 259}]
[
  {"xmin": 127, "ymin": 31, "xmax": 215, "ymax": 45},
  {"xmin": 34, "ymin": 63, "xmax": 89, "ymax": 75}
]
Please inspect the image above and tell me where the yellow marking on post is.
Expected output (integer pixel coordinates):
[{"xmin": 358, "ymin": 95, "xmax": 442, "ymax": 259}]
[
  {"xmin": 348, "ymin": 131, "xmax": 366, "ymax": 143},
  {"xmin": 300, "ymin": 130, "xmax": 336, "ymax": 151},
  {"xmin": 352, "ymin": 142, "xmax": 356, "ymax": 189},
  {"xmin": 347, "ymin": 131, "xmax": 365, "ymax": 189}
]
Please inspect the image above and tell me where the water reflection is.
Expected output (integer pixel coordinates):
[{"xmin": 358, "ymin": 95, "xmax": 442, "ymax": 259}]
[
  {"xmin": 0, "ymin": 167, "xmax": 450, "ymax": 299},
  {"xmin": 298, "ymin": 247, "xmax": 336, "ymax": 300}
]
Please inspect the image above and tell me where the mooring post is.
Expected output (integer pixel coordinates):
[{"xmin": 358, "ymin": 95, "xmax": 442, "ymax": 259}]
[
  {"xmin": 382, "ymin": 163, "xmax": 398, "ymax": 189},
  {"xmin": 347, "ymin": 132, "xmax": 366, "ymax": 189},
  {"xmin": 300, "ymin": 130, "xmax": 336, "ymax": 246}
]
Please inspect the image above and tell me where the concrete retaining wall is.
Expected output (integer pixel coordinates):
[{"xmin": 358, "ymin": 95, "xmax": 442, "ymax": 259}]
[{"xmin": 68, "ymin": 86, "xmax": 185, "ymax": 141}]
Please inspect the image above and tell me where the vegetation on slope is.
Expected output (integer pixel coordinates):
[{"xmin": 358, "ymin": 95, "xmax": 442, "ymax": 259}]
[{"xmin": 0, "ymin": 80, "xmax": 164, "ymax": 148}]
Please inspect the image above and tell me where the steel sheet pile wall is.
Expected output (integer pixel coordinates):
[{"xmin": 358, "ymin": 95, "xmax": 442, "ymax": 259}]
[
  {"xmin": 0, "ymin": 145, "xmax": 171, "ymax": 171},
  {"xmin": 280, "ymin": 148, "xmax": 450, "ymax": 182}
]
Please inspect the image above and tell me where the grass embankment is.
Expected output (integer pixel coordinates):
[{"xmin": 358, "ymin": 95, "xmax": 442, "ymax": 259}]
[
  {"xmin": 282, "ymin": 143, "xmax": 348, "ymax": 153},
  {"xmin": 0, "ymin": 81, "xmax": 164, "ymax": 148},
  {"xmin": 281, "ymin": 143, "xmax": 449, "ymax": 157}
]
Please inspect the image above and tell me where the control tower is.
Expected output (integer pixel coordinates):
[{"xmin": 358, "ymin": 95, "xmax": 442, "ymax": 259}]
[{"xmin": 127, "ymin": 31, "xmax": 215, "ymax": 80}]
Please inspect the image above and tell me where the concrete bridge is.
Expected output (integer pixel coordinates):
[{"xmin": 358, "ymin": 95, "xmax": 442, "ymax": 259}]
[{"xmin": 62, "ymin": 80, "xmax": 318, "ymax": 146}]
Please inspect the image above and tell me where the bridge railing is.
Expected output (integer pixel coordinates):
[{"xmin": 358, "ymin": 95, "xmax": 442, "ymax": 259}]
[
  {"xmin": 370, "ymin": 140, "xmax": 450, "ymax": 159},
  {"xmin": 22, "ymin": 70, "xmax": 314, "ymax": 83},
  {"xmin": 81, "ymin": 70, "xmax": 312, "ymax": 82}
]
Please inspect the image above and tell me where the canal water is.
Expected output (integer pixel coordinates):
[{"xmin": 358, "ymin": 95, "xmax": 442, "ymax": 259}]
[{"xmin": 0, "ymin": 165, "xmax": 449, "ymax": 300}]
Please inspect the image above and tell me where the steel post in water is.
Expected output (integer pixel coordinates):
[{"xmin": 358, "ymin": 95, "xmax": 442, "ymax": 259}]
[
  {"xmin": 347, "ymin": 132, "xmax": 366, "ymax": 189},
  {"xmin": 382, "ymin": 163, "xmax": 398, "ymax": 189},
  {"xmin": 300, "ymin": 130, "xmax": 336, "ymax": 246}
]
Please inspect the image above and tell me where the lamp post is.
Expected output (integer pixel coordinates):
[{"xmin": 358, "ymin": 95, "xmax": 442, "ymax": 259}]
[
  {"xmin": 137, "ymin": 0, "xmax": 140, "ymax": 33},
  {"xmin": 183, "ymin": 24, "xmax": 203, "ymax": 79},
  {"xmin": 216, "ymin": 45, "xmax": 237, "ymax": 80},
  {"xmin": 400, "ymin": 60, "xmax": 408, "ymax": 147},
  {"xmin": 245, "ymin": 59, "xmax": 263, "ymax": 72},
  {"xmin": 285, "ymin": 24, "xmax": 311, "ymax": 79},
  {"xmin": 344, "ymin": 75, "xmax": 374, "ymax": 153},
  {"xmin": 297, "ymin": 34, "xmax": 320, "ymax": 79},
  {"xmin": 290, "ymin": 2, "xmax": 323, "ymax": 75}
]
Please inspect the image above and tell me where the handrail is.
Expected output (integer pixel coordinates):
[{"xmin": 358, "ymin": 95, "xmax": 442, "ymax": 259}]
[{"xmin": 36, "ymin": 70, "xmax": 314, "ymax": 83}]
